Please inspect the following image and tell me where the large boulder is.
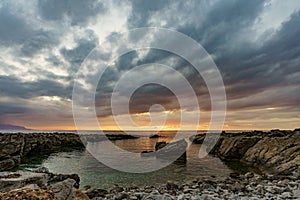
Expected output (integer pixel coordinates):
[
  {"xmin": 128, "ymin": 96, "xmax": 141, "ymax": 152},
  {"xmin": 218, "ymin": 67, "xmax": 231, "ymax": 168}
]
[{"xmin": 49, "ymin": 178, "xmax": 76, "ymax": 200}]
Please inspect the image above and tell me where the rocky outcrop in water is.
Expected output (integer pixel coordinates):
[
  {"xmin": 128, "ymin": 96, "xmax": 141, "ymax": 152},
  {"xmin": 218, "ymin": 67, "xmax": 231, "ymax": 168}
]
[
  {"xmin": 0, "ymin": 132, "xmax": 84, "ymax": 171},
  {"xmin": 193, "ymin": 129, "xmax": 300, "ymax": 176}
]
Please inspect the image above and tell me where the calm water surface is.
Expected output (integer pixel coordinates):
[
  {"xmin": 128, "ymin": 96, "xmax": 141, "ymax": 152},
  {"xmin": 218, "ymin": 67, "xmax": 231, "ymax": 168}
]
[{"xmin": 18, "ymin": 131, "xmax": 233, "ymax": 188}]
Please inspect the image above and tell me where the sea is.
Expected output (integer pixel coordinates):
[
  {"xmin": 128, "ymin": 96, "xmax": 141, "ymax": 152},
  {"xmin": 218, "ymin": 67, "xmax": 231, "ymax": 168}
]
[{"xmin": 3, "ymin": 130, "xmax": 251, "ymax": 189}]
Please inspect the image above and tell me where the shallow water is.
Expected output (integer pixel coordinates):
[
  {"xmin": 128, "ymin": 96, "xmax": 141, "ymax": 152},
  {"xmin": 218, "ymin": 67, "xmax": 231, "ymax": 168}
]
[{"xmin": 21, "ymin": 133, "xmax": 232, "ymax": 188}]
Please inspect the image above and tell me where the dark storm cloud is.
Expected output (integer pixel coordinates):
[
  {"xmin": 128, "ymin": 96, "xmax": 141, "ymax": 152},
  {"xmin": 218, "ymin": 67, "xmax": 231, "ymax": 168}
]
[
  {"xmin": 128, "ymin": 0, "xmax": 172, "ymax": 28},
  {"xmin": 123, "ymin": 0, "xmax": 300, "ymax": 113},
  {"xmin": 20, "ymin": 30, "xmax": 59, "ymax": 57},
  {"xmin": 0, "ymin": 4, "xmax": 32, "ymax": 45},
  {"xmin": 60, "ymin": 31, "xmax": 99, "ymax": 74},
  {"xmin": 0, "ymin": 75, "xmax": 72, "ymax": 99},
  {"xmin": 0, "ymin": 101, "xmax": 29, "ymax": 115},
  {"xmin": 221, "ymin": 10, "xmax": 300, "ymax": 102},
  {"xmin": 38, "ymin": 0, "xmax": 106, "ymax": 25}
]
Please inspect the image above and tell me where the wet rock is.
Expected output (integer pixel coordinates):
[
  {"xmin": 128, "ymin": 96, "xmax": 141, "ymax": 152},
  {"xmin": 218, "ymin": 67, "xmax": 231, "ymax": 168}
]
[
  {"xmin": 0, "ymin": 132, "xmax": 84, "ymax": 171},
  {"xmin": 143, "ymin": 194, "xmax": 174, "ymax": 200},
  {"xmin": 115, "ymin": 192, "xmax": 129, "ymax": 200},
  {"xmin": 229, "ymin": 172, "xmax": 240, "ymax": 179},
  {"xmin": 47, "ymin": 173, "xmax": 80, "ymax": 189},
  {"xmin": 166, "ymin": 181, "xmax": 178, "ymax": 190},
  {"xmin": 85, "ymin": 188, "xmax": 108, "ymax": 198},
  {"xmin": 49, "ymin": 178, "xmax": 76, "ymax": 200}
]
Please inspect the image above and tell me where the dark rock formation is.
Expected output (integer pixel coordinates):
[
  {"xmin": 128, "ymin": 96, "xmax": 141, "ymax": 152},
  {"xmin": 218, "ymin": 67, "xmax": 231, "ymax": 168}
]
[
  {"xmin": 0, "ymin": 132, "xmax": 84, "ymax": 171},
  {"xmin": 149, "ymin": 134, "xmax": 160, "ymax": 138},
  {"xmin": 0, "ymin": 169, "xmax": 81, "ymax": 200},
  {"xmin": 192, "ymin": 129, "xmax": 300, "ymax": 176},
  {"xmin": 50, "ymin": 178, "xmax": 76, "ymax": 200}
]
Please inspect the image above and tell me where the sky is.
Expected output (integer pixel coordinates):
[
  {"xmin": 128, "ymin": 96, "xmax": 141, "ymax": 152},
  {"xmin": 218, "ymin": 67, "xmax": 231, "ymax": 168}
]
[{"xmin": 0, "ymin": 0, "xmax": 300, "ymax": 131}]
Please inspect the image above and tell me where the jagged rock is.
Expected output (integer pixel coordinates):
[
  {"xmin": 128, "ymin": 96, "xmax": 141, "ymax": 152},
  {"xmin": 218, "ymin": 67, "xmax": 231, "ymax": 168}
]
[
  {"xmin": 0, "ymin": 132, "xmax": 84, "ymax": 171},
  {"xmin": 217, "ymin": 136, "xmax": 262, "ymax": 160},
  {"xmin": 47, "ymin": 173, "xmax": 80, "ymax": 189},
  {"xmin": 0, "ymin": 158, "xmax": 15, "ymax": 171},
  {"xmin": 74, "ymin": 188, "xmax": 90, "ymax": 200},
  {"xmin": 242, "ymin": 132, "xmax": 300, "ymax": 175},
  {"xmin": 85, "ymin": 188, "xmax": 108, "ymax": 198},
  {"xmin": 49, "ymin": 178, "xmax": 76, "ymax": 200},
  {"xmin": 204, "ymin": 129, "xmax": 300, "ymax": 176}
]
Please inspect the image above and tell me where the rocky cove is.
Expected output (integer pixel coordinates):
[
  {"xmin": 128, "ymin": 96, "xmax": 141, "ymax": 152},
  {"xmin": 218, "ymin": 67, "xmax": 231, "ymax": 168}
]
[
  {"xmin": 0, "ymin": 129, "xmax": 299, "ymax": 199},
  {"xmin": 193, "ymin": 128, "xmax": 300, "ymax": 176}
]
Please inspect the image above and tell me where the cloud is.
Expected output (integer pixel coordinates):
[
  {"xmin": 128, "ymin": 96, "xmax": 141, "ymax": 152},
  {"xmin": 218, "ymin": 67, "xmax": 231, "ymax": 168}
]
[
  {"xmin": 60, "ymin": 30, "xmax": 99, "ymax": 74},
  {"xmin": 38, "ymin": 0, "xmax": 106, "ymax": 26},
  {"xmin": 20, "ymin": 30, "xmax": 59, "ymax": 57},
  {"xmin": 0, "ymin": 0, "xmax": 299, "ymax": 129},
  {"xmin": 0, "ymin": 75, "xmax": 72, "ymax": 99},
  {"xmin": 0, "ymin": 3, "xmax": 32, "ymax": 45}
]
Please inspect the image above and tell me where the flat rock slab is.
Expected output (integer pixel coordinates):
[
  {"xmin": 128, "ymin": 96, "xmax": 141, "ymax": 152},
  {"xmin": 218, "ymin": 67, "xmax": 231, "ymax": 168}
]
[{"xmin": 0, "ymin": 171, "xmax": 48, "ymax": 192}]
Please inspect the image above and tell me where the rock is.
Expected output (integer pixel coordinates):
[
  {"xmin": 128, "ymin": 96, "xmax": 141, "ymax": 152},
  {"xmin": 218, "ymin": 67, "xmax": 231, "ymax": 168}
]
[
  {"xmin": 0, "ymin": 188, "xmax": 55, "ymax": 200},
  {"xmin": 48, "ymin": 173, "xmax": 80, "ymax": 189},
  {"xmin": 85, "ymin": 188, "xmax": 108, "ymax": 198},
  {"xmin": 143, "ymin": 194, "xmax": 174, "ymax": 200},
  {"xmin": 191, "ymin": 134, "xmax": 205, "ymax": 144},
  {"xmin": 141, "ymin": 150, "xmax": 155, "ymax": 157},
  {"xmin": 166, "ymin": 181, "xmax": 178, "ymax": 190},
  {"xmin": 115, "ymin": 192, "xmax": 129, "ymax": 200},
  {"xmin": 245, "ymin": 172, "xmax": 254, "ymax": 179},
  {"xmin": 49, "ymin": 178, "xmax": 76, "ymax": 200},
  {"xmin": 32, "ymin": 166, "xmax": 50, "ymax": 173},
  {"xmin": 0, "ymin": 132, "xmax": 84, "ymax": 172},
  {"xmin": 280, "ymin": 192, "xmax": 292, "ymax": 198},
  {"xmin": 217, "ymin": 136, "xmax": 262, "ymax": 160},
  {"xmin": 243, "ymin": 131, "xmax": 300, "ymax": 175},
  {"xmin": 110, "ymin": 185, "xmax": 124, "ymax": 193},
  {"xmin": 0, "ymin": 172, "xmax": 48, "ymax": 192},
  {"xmin": 74, "ymin": 188, "xmax": 90, "ymax": 200},
  {"xmin": 155, "ymin": 140, "xmax": 187, "ymax": 164},
  {"xmin": 155, "ymin": 142, "xmax": 167, "ymax": 151},
  {"xmin": 149, "ymin": 134, "xmax": 160, "ymax": 138},
  {"xmin": 229, "ymin": 172, "xmax": 240, "ymax": 179},
  {"xmin": 0, "ymin": 158, "xmax": 16, "ymax": 171},
  {"xmin": 202, "ymin": 129, "xmax": 300, "ymax": 176}
]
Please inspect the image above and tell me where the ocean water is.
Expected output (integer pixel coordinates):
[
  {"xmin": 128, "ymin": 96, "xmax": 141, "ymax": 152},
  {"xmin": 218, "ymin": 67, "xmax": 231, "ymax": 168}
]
[{"xmin": 16, "ymin": 131, "xmax": 235, "ymax": 188}]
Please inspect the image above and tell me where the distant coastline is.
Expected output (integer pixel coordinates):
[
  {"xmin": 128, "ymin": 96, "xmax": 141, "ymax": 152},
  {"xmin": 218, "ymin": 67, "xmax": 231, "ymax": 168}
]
[{"xmin": 0, "ymin": 123, "xmax": 29, "ymax": 131}]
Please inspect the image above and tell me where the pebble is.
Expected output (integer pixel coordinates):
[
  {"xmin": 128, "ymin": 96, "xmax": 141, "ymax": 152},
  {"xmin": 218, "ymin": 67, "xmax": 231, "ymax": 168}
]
[{"xmin": 6, "ymin": 172, "xmax": 294, "ymax": 200}]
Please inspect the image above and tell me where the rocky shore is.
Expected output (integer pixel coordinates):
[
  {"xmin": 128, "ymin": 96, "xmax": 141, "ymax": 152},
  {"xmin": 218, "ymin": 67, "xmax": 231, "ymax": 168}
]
[
  {"xmin": 193, "ymin": 128, "xmax": 300, "ymax": 176},
  {"xmin": 0, "ymin": 132, "xmax": 140, "ymax": 172},
  {"xmin": 0, "ymin": 132, "xmax": 84, "ymax": 171},
  {"xmin": 0, "ymin": 169, "xmax": 299, "ymax": 199},
  {"xmin": 0, "ymin": 129, "xmax": 299, "ymax": 199}
]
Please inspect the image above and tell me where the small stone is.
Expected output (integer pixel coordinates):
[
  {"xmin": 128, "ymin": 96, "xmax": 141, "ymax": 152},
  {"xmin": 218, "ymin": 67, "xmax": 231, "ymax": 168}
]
[
  {"xmin": 280, "ymin": 192, "xmax": 291, "ymax": 198},
  {"xmin": 245, "ymin": 172, "xmax": 254, "ymax": 179},
  {"xmin": 115, "ymin": 192, "xmax": 128, "ymax": 200},
  {"xmin": 229, "ymin": 173, "xmax": 240, "ymax": 179},
  {"xmin": 166, "ymin": 181, "xmax": 178, "ymax": 190}
]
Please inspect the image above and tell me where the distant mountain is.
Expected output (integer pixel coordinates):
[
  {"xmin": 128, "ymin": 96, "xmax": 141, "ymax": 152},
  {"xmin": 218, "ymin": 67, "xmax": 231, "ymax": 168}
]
[{"xmin": 0, "ymin": 123, "xmax": 28, "ymax": 130}]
